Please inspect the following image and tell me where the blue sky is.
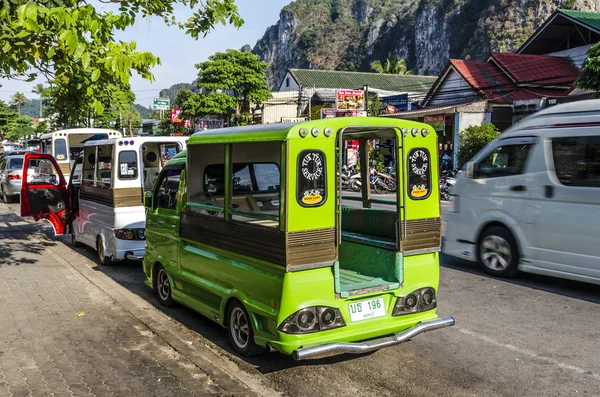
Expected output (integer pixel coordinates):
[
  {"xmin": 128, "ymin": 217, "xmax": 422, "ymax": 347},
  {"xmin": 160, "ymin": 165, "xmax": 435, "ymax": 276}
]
[{"xmin": 0, "ymin": 0, "xmax": 289, "ymax": 107}]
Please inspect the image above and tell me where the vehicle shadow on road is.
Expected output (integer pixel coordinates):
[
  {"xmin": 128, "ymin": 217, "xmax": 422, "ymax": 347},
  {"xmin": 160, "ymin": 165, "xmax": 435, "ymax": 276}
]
[
  {"xmin": 0, "ymin": 220, "xmax": 58, "ymax": 268},
  {"xmin": 441, "ymin": 254, "xmax": 600, "ymax": 305},
  {"xmin": 66, "ymin": 238, "xmax": 380, "ymax": 372}
]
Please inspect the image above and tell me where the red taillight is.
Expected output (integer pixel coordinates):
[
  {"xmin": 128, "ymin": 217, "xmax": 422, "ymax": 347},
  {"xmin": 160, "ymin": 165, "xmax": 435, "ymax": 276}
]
[{"xmin": 8, "ymin": 173, "xmax": 21, "ymax": 180}]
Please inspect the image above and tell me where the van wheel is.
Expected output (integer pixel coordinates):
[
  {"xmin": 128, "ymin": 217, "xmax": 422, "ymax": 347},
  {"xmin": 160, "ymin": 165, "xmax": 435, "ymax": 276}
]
[
  {"xmin": 96, "ymin": 236, "xmax": 112, "ymax": 266},
  {"xmin": 477, "ymin": 226, "xmax": 519, "ymax": 277},
  {"xmin": 227, "ymin": 301, "xmax": 265, "ymax": 357},
  {"xmin": 155, "ymin": 265, "xmax": 174, "ymax": 306}
]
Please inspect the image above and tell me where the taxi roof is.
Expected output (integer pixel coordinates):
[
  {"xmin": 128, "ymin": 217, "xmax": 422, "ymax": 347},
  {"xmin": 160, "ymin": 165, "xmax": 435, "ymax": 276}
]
[{"xmin": 187, "ymin": 117, "xmax": 432, "ymax": 145}]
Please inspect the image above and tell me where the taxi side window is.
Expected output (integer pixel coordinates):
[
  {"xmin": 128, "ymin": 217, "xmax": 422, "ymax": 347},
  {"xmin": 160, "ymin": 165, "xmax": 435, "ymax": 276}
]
[{"xmin": 155, "ymin": 168, "xmax": 182, "ymax": 210}]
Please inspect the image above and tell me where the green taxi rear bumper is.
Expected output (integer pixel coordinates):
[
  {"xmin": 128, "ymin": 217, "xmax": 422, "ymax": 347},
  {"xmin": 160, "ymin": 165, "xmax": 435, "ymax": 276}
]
[{"xmin": 292, "ymin": 317, "xmax": 455, "ymax": 360}]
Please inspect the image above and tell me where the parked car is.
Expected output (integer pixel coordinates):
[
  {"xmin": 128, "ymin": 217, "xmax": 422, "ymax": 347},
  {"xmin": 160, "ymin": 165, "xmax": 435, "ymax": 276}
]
[
  {"xmin": 443, "ymin": 100, "xmax": 600, "ymax": 285},
  {"xmin": 0, "ymin": 154, "xmax": 25, "ymax": 202}
]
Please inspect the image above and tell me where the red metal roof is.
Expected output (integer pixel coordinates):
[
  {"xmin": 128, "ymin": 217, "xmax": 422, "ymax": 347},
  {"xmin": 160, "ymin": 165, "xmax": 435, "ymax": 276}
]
[{"xmin": 487, "ymin": 52, "xmax": 579, "ymax": 86}]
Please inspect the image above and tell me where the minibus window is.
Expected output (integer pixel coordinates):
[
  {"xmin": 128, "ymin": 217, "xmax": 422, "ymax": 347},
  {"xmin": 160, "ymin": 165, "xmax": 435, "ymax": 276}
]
[
  {"xmin": 552, "ymin": 136, "xmax": 600, "ymax": 187},
  {"xmin": 407, "ymin": 148, "xmax": 431, "ymax": 200},
  {"xmin": 155, "ymin": 168, "xmax": 182, "ymax": 210},
  {"xmin": 297, "ymin": 150, "xmax": 326, "ymax": 207},
  {"xmin": 54, "ymin": 138, "xmax": 68, "ymax": 161},
  {"xmin": 118, "ymin": 151, "xmax": 138, "ymax": 179},
  {"xmin": 96, "ymin": 145, "xmax": 114, "ymax": 188},
  {"xmin": 82, "ymin": 147, "xmax": 96, "ymax": 185},
  {"xmin": 476, "ymin": 144, "xmax": 531, "ymax": 179}
]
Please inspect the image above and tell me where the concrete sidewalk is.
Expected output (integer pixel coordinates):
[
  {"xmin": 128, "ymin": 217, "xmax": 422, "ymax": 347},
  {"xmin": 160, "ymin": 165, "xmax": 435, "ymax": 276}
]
[{"xmin": 0, "ymin": 204, "xmax": 278, "ymax": 397}]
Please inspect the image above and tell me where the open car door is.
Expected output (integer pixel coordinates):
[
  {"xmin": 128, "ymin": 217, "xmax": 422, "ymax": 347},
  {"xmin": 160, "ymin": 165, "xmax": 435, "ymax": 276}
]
[{"xmin": 20, "ymin": 153, "xmax": 69, "ymax": 235}]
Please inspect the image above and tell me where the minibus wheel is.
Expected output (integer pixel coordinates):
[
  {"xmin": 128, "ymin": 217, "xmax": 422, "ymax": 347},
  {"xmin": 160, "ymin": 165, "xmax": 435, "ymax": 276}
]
[
  {"xmin": 227, "ymin": 301, "xmax": 264, "ymax": 357},
  {"xmin": 96, "ymin": 236, "xmax": 112, "ymax": 266},
  {"xmin": 155, "ymin": 264, "xmax": 174, "ymax": 306},
  {"xmin": 477, "ymin": 226, "xmax": 519, "ymax": 277}
]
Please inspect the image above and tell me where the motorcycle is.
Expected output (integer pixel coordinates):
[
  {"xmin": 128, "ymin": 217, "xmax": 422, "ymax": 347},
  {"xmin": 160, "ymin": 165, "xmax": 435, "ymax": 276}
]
[
  {"xmin": 340, "ymin": 166, "xmax": 359, "ymax": 190},
  {"xmin": 373, "ymin": 170, "xmax": 397, "ymax": 193}
]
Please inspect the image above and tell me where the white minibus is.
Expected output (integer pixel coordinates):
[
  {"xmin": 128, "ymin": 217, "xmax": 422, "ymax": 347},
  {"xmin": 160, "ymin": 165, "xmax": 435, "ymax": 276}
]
[
  {"xmin": 444, "ymin": 100, "xmax": 600, "ymax": 285},
  {"xmin": 20, "ymin": 136, "xmax": 188, "ymax": 264}
]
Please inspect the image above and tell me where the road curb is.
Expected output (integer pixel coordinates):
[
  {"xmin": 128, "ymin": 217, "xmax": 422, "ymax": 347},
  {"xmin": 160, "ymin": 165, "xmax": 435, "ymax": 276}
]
[{"xmin": 29, "ymin": 227, "xmax": 280, "ymax": 396}]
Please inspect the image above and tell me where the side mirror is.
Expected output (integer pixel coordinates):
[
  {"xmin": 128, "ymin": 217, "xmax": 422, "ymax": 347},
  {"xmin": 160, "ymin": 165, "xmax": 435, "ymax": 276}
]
[
  {"xmin": 144, "ymin": 191, "xmax": 153, "ymax": 209},
  {"xmin": 466, "ymin": 162, "xmax": 476, "ymax": 179}
]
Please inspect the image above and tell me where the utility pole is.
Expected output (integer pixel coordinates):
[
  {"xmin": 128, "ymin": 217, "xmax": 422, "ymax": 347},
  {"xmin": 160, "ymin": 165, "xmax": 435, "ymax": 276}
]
[{"xmin": 297, "ymin": 85, "xmax": 304, "ymax": 118}]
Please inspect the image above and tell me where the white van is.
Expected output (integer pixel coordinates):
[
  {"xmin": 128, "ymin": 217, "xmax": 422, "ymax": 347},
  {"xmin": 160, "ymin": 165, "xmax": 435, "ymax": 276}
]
[
  {"xmin": 20, "ymin": 136, "xmax": 188, "ymax": 265},
  {"xmin": 443, "ymin": 100, "xmax": 600, "ymax": 285}
]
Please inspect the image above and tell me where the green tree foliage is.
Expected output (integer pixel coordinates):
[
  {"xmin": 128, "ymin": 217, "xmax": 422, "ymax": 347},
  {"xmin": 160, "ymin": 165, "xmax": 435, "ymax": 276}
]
[
  {"xmin": 195, "ymin": 49, "xmax": 271, "ymax": 125},
  {"xmin": 576, "ymin": 42, "xmax": 600, "ymax": 95},
  {"xmin": 457, "ymin": 123, "xmax": 499, "ymax": 167},
  {"xmin": 10, "ymin": 92, "xmax": 28, "ymax": 116},
  {"xmin": 0, "ymin": 1, "xmax": 243, "ymax": 122},
  {"xmin": 367, "ymin": 93, "xmax": 382, "ymax": 117},
  {"xmin": 34, "ymin": 120, "xmax": 48, "ymax": 135},
  {"xmin": 31, "ymin": 83, "xmax": 46, "ymax": 117},
  {"xmin": 175, "ymin": 88, "xmax": 235, "ymax": 121},
  {"xmin": 122, "ymin": 106, "xmax": 142, "ymax": 137},
  {"xmin": 0, "ymin": 100, "xmax": 18, "ymax": 137},
  {"xmin": 5, "ymin": 116, "xmax": 34, "ymax": 142},
  {"xmin": 371, "ymin": 54, "xmax": 413, "ymax": 75}
]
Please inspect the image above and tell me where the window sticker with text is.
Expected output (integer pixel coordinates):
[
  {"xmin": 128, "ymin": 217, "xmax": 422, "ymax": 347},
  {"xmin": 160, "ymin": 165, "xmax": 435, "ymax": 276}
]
[
  {"xmin": 297, "ymin": 150, "xmax": 327, "ymax": 207},
  {"xmin": 408, "ymin": 148, "xmax": 431, "ymax": 200}
]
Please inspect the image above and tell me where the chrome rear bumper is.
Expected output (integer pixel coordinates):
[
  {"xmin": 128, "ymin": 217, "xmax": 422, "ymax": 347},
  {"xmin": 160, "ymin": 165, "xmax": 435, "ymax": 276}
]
[
  {"xmin": 125, "ymin": 253, "xmax": 144, "ymax": 260},
  {"xmin": 292, "ymin": 317, "xmax": 455, "ymax": 361}
]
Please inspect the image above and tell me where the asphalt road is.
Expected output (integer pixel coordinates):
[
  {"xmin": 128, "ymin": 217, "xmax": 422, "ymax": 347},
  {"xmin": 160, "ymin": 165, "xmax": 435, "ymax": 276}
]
[{"xmin": 6, "ymin": 202, "xmax": 600, "ymax": 397}]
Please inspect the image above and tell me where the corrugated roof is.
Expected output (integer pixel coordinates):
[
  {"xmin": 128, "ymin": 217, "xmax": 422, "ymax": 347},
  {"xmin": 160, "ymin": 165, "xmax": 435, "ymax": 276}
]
[
  {"xmin": 558, "ymin": 9, "xmax": 600, "ymax": 31},
  {"xmin": 488, "ymin": 53, "xmax": 579, "ymax": 86},
  {"xmin": 289, "ymin": 69, "xmax": 437, "ymax": 94}
]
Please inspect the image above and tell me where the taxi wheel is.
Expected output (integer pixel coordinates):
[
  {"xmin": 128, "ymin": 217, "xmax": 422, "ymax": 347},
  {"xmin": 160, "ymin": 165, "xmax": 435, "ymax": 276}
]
[
  {"xmin": 155, "ymin": 265, "xmax": 174, "ymax": 307},
  {"xmin": 227, "ymin": 301, "xmax": 265, "ymax": 357},
  {"xmin": 96, "ymin": 236, "xmax": 112, "ymax": 266}
]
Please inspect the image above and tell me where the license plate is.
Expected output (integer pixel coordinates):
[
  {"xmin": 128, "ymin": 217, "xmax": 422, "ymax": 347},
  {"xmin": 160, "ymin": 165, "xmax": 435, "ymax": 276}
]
[{"xmin": 348, "ymin": 298, "xmax": 386, "ymax": 322}]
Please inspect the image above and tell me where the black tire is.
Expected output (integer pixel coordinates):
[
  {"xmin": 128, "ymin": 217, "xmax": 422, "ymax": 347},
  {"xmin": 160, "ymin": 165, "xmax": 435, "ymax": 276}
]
[
  {"xmin": 227, "ymin": 300, "xmax": 265, "ymax": 357},
  {"xmin": 71, "ymin": 228, "xmax": 82, "ymax": 247},
  {"xmin": 351, "ymin": 179, "xmax": 361, "ymax": 192},
  {"xmin": 373, "ymin": 181, "xmax": 384, "ymax": 194},
  {"xmin": 96, "ymin": 236, "xmax": 112, "ymax": 266},
  {"xmin": 477, "ymin": 226, "xmax": 519, "ymax": 277},
  {"xmin": 155, "ymin": 264, "xmax": 174, "ymax": 306}
]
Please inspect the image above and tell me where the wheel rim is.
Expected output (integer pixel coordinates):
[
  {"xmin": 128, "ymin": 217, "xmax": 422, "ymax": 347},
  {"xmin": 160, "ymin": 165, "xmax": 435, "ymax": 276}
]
[
  {"xmin": 157, "ymin": 269, "xmax": 170, "ymax": 301},
  {"xmin": 480, "ymin": 235, "xmax": 512, "ymax": 271},
  {"xmin": 97, "ymin": 239, "xmax": 105, "ymax": 262},
  {"xmin": 229, "ymin": 307, "xmax": 249, "ymax": 349}
]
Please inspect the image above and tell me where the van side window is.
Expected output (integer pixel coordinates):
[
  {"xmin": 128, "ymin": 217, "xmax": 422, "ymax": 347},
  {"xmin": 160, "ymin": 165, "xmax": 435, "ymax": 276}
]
[
  {"xmin": 476, "ymin": 144, "xmax": 531, "ymax": 178},
  {"xmin": 155, "ymin": 168, "xmax": 182, "ymax": 210},
  {"xmin": 118, "ymin": 151, "xmax": 138, "ymax": 180},
  {"xmin": 552, "ymin": 136, "xmax": 600, "ymax": 187}
]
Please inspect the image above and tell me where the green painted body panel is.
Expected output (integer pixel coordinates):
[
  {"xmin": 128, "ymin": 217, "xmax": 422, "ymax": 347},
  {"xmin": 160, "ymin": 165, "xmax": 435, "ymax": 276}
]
[{"xmin": 143, "ymin": 117, "xmax": 445, "ymax": 356}]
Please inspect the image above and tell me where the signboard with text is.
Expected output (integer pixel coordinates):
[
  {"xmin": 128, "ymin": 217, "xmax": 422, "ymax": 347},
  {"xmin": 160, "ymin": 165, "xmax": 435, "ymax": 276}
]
[
  {"xmin": 424, "ymin": 114, "xmax": 445, "ymax": 133},
  {"xmin": 336, "ymin": 89, "xmax": 365, "ymax": 111},
  {"xmin": 171, "ymin": 108, "xmax": 183, "ymax": 123},
  {"xmin": 321, "ymin": 109, "xmax": 367, "ymax": 119},
  {"xmin": 382, "ymin": 94, "xmax": 409, "ymax": 113},
  {"xmin": 194, "ymin": 118, "xmax": 224, "ymax": 132},
  {"xmin": 152, "ymin": 98, "xmax": 170, "ymax": 110}
]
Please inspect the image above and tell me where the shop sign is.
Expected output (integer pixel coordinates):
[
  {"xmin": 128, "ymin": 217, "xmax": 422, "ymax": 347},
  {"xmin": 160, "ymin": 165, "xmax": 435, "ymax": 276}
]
[
  {"xmin": 382, "ymin": 94, "xmax": 409, "ymax": 113},
  {"xmin": 336, "ymin": 89, "xmax": 365, "ymax": 111},
  {"xmin": 424, "ymin": 114, "xmax": 445, "ymax": 133}
]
